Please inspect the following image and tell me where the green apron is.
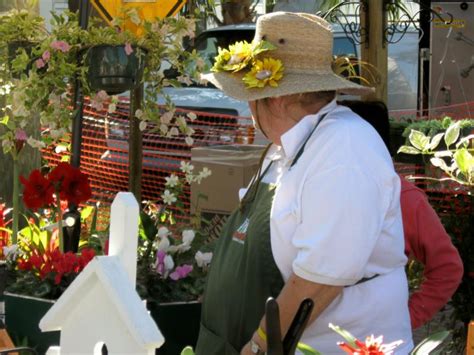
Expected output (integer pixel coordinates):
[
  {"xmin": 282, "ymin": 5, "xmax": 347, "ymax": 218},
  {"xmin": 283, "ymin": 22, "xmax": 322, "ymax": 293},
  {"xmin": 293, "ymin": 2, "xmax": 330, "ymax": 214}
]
[{"xmin": 195, "ymin": 115, "xmax": 327, "ymax": 355}]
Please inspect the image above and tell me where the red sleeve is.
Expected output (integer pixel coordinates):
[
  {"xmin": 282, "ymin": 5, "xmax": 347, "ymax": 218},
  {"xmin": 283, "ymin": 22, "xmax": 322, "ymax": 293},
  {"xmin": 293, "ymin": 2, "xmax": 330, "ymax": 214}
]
[{"xmin": 401, "ymin": 185, "xmax": 464, "ymax": 329}]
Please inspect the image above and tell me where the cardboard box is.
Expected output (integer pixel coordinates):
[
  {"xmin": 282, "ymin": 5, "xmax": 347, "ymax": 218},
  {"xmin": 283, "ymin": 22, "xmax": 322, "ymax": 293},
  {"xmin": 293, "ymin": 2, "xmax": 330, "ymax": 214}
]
[{"xmin": 191, "ymin": 144, "xmax": 266, "ymax": 215}]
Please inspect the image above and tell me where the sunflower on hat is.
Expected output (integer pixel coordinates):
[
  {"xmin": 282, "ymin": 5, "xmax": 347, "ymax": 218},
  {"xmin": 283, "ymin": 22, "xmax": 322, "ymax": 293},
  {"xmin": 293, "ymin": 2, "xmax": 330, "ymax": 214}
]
[{"xmin": 212, "ymin": 39, "xmax": 284, "ymax": 89}]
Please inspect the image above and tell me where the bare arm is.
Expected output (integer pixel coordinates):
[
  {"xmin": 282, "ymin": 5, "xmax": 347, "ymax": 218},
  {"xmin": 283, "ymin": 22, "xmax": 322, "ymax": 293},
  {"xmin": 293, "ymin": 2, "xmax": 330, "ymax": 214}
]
[{"xmin": 241, "ymin": 273, "xmax": 342, "ymax": 354}]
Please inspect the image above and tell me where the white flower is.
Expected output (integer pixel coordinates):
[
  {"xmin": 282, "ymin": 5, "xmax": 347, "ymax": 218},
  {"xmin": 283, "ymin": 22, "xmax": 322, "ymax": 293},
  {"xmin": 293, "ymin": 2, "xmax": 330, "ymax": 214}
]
[
  {"xmin": 135, "ymin": 109, "xmax": 144, "ymax": 119},
  {"xmin": 185, "ymin": 136, "xmax": 194, "ymax": 146},
  {"xmin": 199, "ymin": 167, "xmax": 212, "ymax": 179},
  {"xmin": 180, "ymin": 161, "xmax": 194, "ymax": 174},
  {"xmin": 195, "ymin": 251, "xmax": 213, "ymax": 268},
  {"xmin": 139, "ymin": 120, "xmax": 148, "ymax": 132},
  {"xmin": 185, "ymin": 174, "xmax": 195, "ymax": 184},
  {"xmin": 157, "ymin": 226, "xmax": 170, "ymax": 238},
  {"xmin": 54, "ymin": 145, "xmax": 68, "ymax": 154},
  {"xmin": 182, "ymin": 229, "xmax": 195, "ymax": 245},
  {"xmin": 161, "ymin": 111, "xmax": 174, "ymax": 124},
  {"xmin": 168, "ymin": 243, "xmax": 191, "ymax": 254},
  {"xmin": 186, "ymin": 112, "xmax": 197, "ymax": 121},
  {"xmin": 165, "ymin": 174, "xmax": 179, "ymax": 187},
  {"xmin": 108, "ymin": 103, "xmax": 117, "ymax": 113},
  {"xmin": 164, "ymin": 255, "xmax": 175, "ymax": 272},
  {"xmin": 160, "ymin": 124, "xmax": 169, "ymax": 134},
  {"xmin": 161, "ymin": 190, "xmax": 177, "ymax": 205},
  {"xmin": 157, "ymin": 236, "xmax": 170, "ymax": 251},
  {"xmin": 168, "ymin": 127, "xmax": 179, "ymax": 137}
]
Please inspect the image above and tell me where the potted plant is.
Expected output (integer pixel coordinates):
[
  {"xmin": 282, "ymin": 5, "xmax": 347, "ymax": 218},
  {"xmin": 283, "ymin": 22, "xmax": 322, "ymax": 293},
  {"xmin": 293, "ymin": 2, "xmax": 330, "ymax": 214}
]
[
  {"xmin": 3, "ymin": 162, "xmax": 99, "ymax": 352},
  {"xmin": 136, "ymin": 163, "xmax": 214, "ymax": 355}
]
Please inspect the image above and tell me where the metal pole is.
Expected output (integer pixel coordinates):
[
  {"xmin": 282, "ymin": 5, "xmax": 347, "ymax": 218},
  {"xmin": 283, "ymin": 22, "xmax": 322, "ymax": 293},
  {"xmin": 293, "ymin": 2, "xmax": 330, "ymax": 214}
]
[
  {"xmin": 64, "ymin": 0, "xmax": 91, "ymax": 253},
  {"xmin": 128, "ymin": 85, "xmax": 143, "ymax": 202},
  {"xmin": 70, "ymin": 0, "xmax": 90, "ymax": 168}
]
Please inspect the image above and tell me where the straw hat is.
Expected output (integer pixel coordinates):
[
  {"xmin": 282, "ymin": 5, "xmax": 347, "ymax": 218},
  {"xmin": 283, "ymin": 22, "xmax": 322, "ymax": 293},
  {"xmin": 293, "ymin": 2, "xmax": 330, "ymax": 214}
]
[{"xmin": 201, "ymin": 12, "xmax": 373, "ymax": 101}]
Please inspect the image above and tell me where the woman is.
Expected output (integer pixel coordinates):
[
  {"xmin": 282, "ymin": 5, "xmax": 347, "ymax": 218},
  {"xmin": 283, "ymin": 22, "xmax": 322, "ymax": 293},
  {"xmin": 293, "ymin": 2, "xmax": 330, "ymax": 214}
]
[{"xmin": 196, "ymin": 12, "xmax": 413, "ymax": 354}]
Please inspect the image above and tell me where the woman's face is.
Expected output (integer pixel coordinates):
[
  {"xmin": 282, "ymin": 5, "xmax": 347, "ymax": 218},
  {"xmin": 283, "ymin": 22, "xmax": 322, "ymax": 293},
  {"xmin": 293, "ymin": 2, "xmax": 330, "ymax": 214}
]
[{"xmin": 248, "ymin": 98, "xmax": 294, "ymax": 146}]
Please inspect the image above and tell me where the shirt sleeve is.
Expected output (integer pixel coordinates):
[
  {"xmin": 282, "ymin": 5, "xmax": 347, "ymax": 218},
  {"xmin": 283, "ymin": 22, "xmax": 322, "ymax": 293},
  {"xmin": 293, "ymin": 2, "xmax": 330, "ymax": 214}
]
[
  {"xmin": 403, "ymin": 190, "xmax": 464, "ymax": 329},
  {"xmin": 291, "ymin": 164, "xmax": 389, "ymax": 286}
]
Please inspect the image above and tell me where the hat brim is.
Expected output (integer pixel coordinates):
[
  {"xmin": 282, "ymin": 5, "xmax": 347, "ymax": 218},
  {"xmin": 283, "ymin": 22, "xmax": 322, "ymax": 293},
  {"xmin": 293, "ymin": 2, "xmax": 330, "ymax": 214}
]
[{"xmin": 201, "ymin": 70, "xmax": 374, "ymax": 101}]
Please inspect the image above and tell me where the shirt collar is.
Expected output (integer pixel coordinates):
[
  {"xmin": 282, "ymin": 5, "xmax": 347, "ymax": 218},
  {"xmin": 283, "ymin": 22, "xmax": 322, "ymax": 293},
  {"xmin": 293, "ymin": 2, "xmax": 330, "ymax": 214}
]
[{"xmin": 280, "ymin": 99, "xmax": 338, "ymax": 160}]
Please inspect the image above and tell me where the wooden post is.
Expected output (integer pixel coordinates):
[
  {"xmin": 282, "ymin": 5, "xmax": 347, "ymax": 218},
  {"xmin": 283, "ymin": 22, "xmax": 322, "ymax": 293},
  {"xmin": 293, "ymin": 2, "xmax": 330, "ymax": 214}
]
[
  {"xmin": 128, "ymin": 85, "xmax": 143, "ymax": 202},
  {"xmin": 108, "ymin": 192, "xmax": 139, "ymax": 286},
  {"xmin": 360, "ymin": 0, "xmax": 388, "ymax": 104}
]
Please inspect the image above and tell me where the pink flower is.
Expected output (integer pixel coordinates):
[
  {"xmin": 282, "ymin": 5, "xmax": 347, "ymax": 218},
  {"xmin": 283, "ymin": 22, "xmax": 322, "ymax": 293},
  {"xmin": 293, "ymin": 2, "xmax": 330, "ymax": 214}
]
[
  {"xmin": 169, "ymin": 264, "xmax": 193, "ymax": 281},
  {"xmin": 90, "ymin": 90, "xmax": 109, "ymax": 111},
  {"xmin": 50, "ymin": 40, "xmax": 71, "ymax": 53},
  {"xmin": 35, "ymin": 58, "xmax": 45, "ymax": 69},
  {"xmin": 42, "ymin": 50, "xmax": 51, "ymax": 62},
  {"xmin": 124, "ymin": 42, "xmax": 133, "ymax": 56},
  {"xmin": 15, "ymin": 129, "xmax": 27, "ymax": 141}
]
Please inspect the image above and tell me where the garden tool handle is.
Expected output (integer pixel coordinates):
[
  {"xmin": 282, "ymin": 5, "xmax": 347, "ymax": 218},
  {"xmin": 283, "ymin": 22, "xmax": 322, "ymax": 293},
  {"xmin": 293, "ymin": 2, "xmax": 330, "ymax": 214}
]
[
  {"xmin": 282, "ymin": 298, "xmax": 314, "ymax": 355},
  {"xmin": 265, "ymin": 297, "xmax": 284, "ymax": 355}
]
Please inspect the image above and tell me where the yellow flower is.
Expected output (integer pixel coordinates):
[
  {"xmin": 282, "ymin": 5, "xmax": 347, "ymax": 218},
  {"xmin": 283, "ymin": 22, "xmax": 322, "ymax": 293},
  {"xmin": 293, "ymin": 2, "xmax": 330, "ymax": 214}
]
[
  {"xmin": 243, "ymin": 58, "xmax": 284, "ymax": 89},
  {"xmin": 212, "ymin": 47, "xmax": 231, "ymax": 72},
  {"xmin": 223, "ymin": 41, "xmax": 254, "ymax": 72}
]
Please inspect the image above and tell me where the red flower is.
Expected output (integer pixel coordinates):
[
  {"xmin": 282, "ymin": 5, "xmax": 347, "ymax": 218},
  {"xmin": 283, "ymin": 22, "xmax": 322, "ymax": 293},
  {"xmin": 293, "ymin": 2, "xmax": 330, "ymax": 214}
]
[
  {"xmin": 20, "ymin": 170, "xmax": 54, "ymax": 210},
  {"xmin": 48, "ymin": 163, "xmax": 92, "ymax": 205},
  {"xmin": 48, "ymin": 162, "xmax": 74, "ymax": 186},
  {"xmin": 61, "ymin": 169, "xmax": 92, "ymax": 205}
]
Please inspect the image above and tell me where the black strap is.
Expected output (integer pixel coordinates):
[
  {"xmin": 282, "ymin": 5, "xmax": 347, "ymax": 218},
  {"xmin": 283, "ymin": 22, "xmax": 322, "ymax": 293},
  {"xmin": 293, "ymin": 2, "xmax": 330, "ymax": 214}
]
[
  {"xmin": 290, "ymin": 113, "xmax": 328, "ymax": 168},
  {"xmin": 345, "ymin": 273, "xmax": 380, "ymax": 288}
]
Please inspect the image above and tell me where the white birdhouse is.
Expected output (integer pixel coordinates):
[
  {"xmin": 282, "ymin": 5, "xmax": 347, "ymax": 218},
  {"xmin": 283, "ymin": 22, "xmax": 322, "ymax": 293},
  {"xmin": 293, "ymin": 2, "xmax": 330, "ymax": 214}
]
[{"xmin": 40, "ymin": 192, "xmax": 164, "ymax": 355}]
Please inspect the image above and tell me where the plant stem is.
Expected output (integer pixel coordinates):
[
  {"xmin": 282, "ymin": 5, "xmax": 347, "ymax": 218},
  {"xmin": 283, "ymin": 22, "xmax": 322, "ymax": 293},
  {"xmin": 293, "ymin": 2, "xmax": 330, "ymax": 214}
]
[
  {"xmin": 12, "ymin": 153, "xmax": 19, "ymax": 245},
  {"xmin": 56, "ymin": 192, "xmax": 64, "ymax": 253}
]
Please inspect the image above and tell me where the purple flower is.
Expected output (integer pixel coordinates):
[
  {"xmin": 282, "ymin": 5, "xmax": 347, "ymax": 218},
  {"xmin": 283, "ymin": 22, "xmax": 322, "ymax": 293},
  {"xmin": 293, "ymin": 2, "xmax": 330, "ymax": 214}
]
[
  {"xmin": 124, "ymin": 42, "xmax": 133, "ymax": 56},
  {"xmin": 156, "ymin": 250, "xmax": 166, "ymax": 275},
  {"xmin": 35, "ymin": 58, "xmax": 45, "ymax": 69},
  {"xmin": 169, "ymin": 264, "xmax": 193, "ymax": 281},
  {"xmin": 42, "ymin": 50, "xmax": 51, "ymax": 62},
  {"xmin": 50, "ymin": 40, "xmax": 71, "ymax": 53}
]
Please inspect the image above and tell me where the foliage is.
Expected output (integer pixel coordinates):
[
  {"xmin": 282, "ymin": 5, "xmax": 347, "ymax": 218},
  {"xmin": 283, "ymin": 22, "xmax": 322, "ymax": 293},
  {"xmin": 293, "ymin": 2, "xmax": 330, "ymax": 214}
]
[
  {"xmin": 0, "ymin": 8, "xmax": 204, "ymax": 153},
  {"xmin": 401, "ymin": 117, "xmax": 474, "ymax": 139},
  {"xmin": 136, "ymin": 163, "xmax": 214, "ymax": 303},
  {"xmin": 332, "ymin": 55, "xmax": 379, "ymax": 87},
  {"xmin": 398, "ymin": 120, "xmax": 474, "ymax": 186}
]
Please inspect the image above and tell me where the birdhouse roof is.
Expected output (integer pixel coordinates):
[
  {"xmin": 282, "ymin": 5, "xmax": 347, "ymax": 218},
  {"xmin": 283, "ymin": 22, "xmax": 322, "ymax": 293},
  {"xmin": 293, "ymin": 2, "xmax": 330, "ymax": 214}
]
[{"xmin": 40, "ymin": 256, "xmax": 163, "ymax": 348}]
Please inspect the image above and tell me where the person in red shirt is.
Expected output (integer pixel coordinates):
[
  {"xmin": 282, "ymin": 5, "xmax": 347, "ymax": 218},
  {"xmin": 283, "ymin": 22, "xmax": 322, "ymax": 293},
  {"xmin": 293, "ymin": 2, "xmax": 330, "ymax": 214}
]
[
  {"xmin": 341, "ymin": 100, "xmax": 463, "ymax": 329},
  {"xmin": 400, "ymin": 177, "xmax": 463, "ymax": 329}
]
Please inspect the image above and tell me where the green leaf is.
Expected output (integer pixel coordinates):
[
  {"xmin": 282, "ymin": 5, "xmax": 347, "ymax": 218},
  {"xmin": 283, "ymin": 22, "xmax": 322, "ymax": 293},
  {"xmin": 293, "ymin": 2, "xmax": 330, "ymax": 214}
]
[
  {"xmin": 427, "ymin": 133, "xmax": 444, "ymax": 151},
  {"xmin": 180, "ymin": 346, "xmax": 195, "ymax": 355},
  {"xmin": 0, "ymin": 115, "xmax": 9, "ymax": 126},
  {"xmin": 398, "ymin": 146, "xmax": 421, "ymax": 155},
  {"xmin": 328, "ymin": 323, "xmax": 357, "ymax": 348},
  {"xmin": 444, "ymin": 122, "xmax": 461, "ymax": 147},
  {"xmin": 408, "ymin": 130, "xmax": 430, "ymax": 151},
  {"xmin": 80, "ymin": 206, "xmax": 94, "ymax": 221},
  {"xmin": 453, "ymin": 149, "xmax": 474, "ymax": 175},
  {"xmin": 410, "ymin": 330, "xmax": 450, "ymax": 355},
  {"xmin": 297, "ymin": 342, "xmax": 322, "ymax": 355},
  {"xmin": 140, "ymin": 212, "xmax": 158, "ymax": 242}
]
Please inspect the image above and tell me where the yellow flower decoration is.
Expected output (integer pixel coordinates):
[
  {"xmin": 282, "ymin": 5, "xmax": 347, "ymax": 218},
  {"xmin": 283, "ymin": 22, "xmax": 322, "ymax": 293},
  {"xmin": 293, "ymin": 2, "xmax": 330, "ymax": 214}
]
[
  {"xmin": 212, "ymin": 41, "xmax": 253, "ymax": 73},
  {"xmin": 243, "ymin": 58, "xmax": 284, "ymax": 89}
]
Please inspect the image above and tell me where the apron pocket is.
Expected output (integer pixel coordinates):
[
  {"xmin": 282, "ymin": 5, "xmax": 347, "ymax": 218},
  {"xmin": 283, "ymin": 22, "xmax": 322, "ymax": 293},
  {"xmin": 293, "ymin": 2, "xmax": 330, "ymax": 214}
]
[{"xmin": 195, "ymin": 322, "xmax": 240, "ymax": 355}]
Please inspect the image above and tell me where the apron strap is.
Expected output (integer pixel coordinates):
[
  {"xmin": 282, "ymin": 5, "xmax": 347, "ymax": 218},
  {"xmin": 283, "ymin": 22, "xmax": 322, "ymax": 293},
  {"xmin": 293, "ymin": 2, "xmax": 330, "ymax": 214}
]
[{"xmin": 290, "ymin": 112, "xmax": 328, "ymax": 168}]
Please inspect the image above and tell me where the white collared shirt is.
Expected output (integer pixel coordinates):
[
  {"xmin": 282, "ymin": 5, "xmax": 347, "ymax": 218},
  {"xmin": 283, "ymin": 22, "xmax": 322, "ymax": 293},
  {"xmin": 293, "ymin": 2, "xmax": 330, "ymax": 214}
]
[{"xmin": 250, "ymin": 100, "xmax": 413, "ymax": 354}]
